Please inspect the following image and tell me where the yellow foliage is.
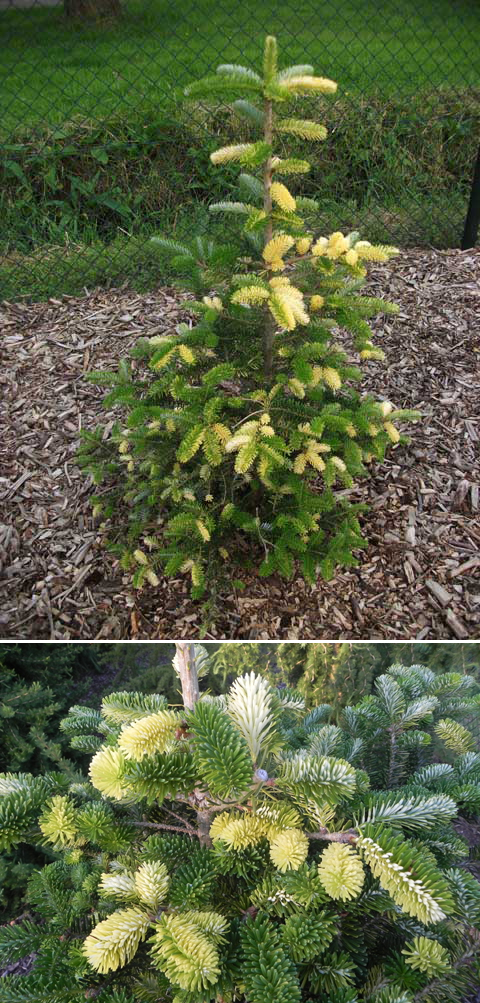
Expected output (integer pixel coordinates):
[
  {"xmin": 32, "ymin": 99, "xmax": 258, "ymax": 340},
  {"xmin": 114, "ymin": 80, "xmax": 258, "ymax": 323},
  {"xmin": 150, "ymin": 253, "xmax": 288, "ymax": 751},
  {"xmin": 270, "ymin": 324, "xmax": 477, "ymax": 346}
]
[
  {"xmin": 305, "ymin": 442, "xmax": 327, "ymax": 472},
  {"xmin": 269, "ymin": 829, "xmax": 309, "ymax": 871},
  {"xmin": 384, "ymin": 421, "xmax": 400, "ymax": 443},
  {"xmin": 311, "ymin": 237, "xmax": 329, "ymax": 256},
  {"xmin": 344, "ymin": 249, "xmax": 359, "ymax": 266},
  {"xmin": 360, "ymin": 348, "xmax": 385, "ymax": 361},
  {"xmin": 196, "ymin": 520, "xmax": 211, "ymax": 542},
  {"xmin": 318, "ymin": 843, "xmax": 365, "ymax": 900},
  {"xmin": 210, "ymin": 144, "xmax": 253, "ymax": 165},
  {"xmin": 83, "ymin": 908, "xmax": 150, "ymax": 974},
  {"xmin": 288, "ymin": 379, "xmax": 306, "ymax": 398},
  {"xmin": 134, "ymin": 861, "xmax": 169, "ymax": 910},
  {"xmin": 231, "ymin": 286, "xmax": 270, "ymax": 306},
  {"xmin": 380, "ymin": 401, "xmax": 394, "ymax": 417},
  {"xmin": 118, "ymin": 710, "xmax": 179, "ymax": 761},
  {"xmin": 89, "ymin": 746, "xmax": 129, "ymax": 801},
  {"xmin": 355, "ymin": 241, "xmax": 399, "ymax": 262},
  {"xmin": 178, "ymin": 344, "xmax": 195, "ymax": 364},
  {"xmin": 326, "ymin": 232, "xmax": 349, "ymax": 258},
  {"xmin": 203, "ymin": 295, "xmax": 223, "ymax": 311},
  {"xmin": 322, "ymin": 367, "xmax": 342, "ymax": 391},
  {"xmin": 213, "ymin": 422, "xmax": 231, "ymax": 443},
  {"xmin": 293, "ymin": 454, "xmax": 307, "ymax": 474},
  {"xmin": 263, "ymin": 233, "xmax": 295, "ymax": 264},
  {"xmin": 269, "ymin": 257, "xmax": 287, "ymax": 272},
  {"xmin": 133, "ymin": 549, "xmax": 149, "ymax": 566},
  {"xmin": 283, "ymin": 75, "xmax": 337, "ymax": 94},
  {"xmin": 270, "ymin": 182, "xmax": 296, "ymax": 212},
  {"xmin": 296, "ymin": 237, "xmax": 312, "ymax": 254}
]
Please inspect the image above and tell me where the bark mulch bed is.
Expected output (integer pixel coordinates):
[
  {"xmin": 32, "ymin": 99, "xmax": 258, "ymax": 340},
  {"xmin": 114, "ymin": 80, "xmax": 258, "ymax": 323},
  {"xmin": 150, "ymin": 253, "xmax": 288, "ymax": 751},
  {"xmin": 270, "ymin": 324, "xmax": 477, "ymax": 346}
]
[{"xmin": 1, "ymin": 247, "xmax": 479, "ymax": 640}]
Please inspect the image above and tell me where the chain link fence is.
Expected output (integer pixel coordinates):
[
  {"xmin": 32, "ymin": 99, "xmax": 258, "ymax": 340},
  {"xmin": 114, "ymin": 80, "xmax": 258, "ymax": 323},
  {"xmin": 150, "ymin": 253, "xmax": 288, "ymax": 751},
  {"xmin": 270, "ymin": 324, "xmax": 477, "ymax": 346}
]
[{"xmin": 1, "ymin": 0, "xmax": 479, "ymax": 301}]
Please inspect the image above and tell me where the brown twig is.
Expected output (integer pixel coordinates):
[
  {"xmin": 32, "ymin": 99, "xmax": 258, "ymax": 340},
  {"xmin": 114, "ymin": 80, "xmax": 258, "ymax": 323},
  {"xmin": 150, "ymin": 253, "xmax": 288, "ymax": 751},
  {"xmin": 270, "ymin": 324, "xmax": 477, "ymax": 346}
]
[
  {"xmin": 307, "ymin": 827, "xmax": 358, "ymax": 844},
  {"xmin": 131, "ymin": 820, "xmax": 197, "ymax": 837}
]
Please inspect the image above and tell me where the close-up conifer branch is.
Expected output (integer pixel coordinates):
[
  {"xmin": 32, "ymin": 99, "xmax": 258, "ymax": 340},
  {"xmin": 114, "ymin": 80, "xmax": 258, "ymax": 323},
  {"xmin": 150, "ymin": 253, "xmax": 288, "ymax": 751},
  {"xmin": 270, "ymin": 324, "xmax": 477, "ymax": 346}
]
[{"xmin": 0, "ymin": 649, "xmax": 478, "ymax": 1003}]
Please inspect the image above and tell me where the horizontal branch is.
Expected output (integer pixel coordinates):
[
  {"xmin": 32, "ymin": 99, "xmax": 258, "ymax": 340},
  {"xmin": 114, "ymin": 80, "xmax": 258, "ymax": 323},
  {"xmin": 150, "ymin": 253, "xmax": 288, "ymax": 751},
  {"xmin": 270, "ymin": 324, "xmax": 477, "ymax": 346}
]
[
  {"xmin": 131, "ymin": 820, "xmax": 198, "ymax": 837},
  {"xmin": 307, "ymin": 828, "xmax": 358, "ymax": 844}
]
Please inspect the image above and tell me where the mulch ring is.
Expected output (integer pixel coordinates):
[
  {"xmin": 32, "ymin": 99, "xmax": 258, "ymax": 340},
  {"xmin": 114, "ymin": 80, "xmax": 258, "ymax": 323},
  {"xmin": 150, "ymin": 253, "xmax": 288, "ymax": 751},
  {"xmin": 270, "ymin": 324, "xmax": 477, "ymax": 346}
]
[{"xmin": 1, "ymin": 246, "xmax": 479, "ymax": 640}]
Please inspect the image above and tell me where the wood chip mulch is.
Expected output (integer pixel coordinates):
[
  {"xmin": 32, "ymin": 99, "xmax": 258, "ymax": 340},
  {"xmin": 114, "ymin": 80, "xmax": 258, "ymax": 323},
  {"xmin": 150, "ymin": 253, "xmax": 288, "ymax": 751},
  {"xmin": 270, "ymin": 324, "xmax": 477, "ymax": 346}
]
[{"xmin": 1, "ymin": 247, "xmax": 479, "ymax": 640}]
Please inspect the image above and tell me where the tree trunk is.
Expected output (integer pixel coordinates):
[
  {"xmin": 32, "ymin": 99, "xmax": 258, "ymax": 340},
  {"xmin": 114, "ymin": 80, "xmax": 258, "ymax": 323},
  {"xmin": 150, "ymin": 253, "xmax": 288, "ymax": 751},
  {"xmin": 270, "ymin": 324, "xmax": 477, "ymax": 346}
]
[
  {"xmin": 173, "ymin": 644, "xmax": 212, "ymax": 846},
  {"xmin": 262, "ymin": 98, "xmax": 275, "ymax": 383},
  {"xmin": 173, "ymin": 642, "xmax": 200, "ymax": 710},
  {"xmin": 64, "ymin": 0, "xmax": 121, "ymax": 20}
]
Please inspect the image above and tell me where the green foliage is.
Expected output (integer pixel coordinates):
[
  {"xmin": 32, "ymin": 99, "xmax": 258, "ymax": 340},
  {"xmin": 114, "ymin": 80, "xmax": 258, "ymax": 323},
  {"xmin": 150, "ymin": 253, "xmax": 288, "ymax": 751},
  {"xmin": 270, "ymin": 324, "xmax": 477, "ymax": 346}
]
[
  {"xmin": 0, "ymin": 644, "xmax": 100, "ymax": 774},
  {"xmin": 240, "ymin": 913, "xmax": 301, "ymax": 1003},
  {"xmin": 272, "ymin": 642, "xmax": 480, "ymax": 713},
  {"xmin": 78, "ymin": 36, "xmax": 421, "ymax": 606},
  {"xmin": 0, "ymin": 661, "xmax": 478, "ymax": 1003},
  {"xmin": 187, "ymin": 700, "xmax": 253, "ymax": 798}
]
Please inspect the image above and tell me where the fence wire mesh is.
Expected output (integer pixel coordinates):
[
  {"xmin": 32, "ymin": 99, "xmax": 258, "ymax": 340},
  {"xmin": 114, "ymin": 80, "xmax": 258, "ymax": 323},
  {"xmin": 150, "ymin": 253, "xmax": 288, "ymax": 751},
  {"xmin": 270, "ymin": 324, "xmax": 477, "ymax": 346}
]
[{"xmin": 1, "ymin": 0, "xmax": 479, "ymax": 302}]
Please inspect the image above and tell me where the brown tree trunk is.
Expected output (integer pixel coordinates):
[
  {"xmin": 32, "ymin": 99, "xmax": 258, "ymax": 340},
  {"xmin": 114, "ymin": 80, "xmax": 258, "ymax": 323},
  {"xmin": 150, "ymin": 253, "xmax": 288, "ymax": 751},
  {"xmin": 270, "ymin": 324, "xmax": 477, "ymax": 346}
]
[
  {"xmin": 64, "ymin": 0, "xmax": 121, "ymax": 20},
  {"xmin": 173, "ymin": 643, "xmax": 212, "ymax": 847},
  {"xmin": 173, "ymin": 642, "xmax": 200, "ymax": 710}
]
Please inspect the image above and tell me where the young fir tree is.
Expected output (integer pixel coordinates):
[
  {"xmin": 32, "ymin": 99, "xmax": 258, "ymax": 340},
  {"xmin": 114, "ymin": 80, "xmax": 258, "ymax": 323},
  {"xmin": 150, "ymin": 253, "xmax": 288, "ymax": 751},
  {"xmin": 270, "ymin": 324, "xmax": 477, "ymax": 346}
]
[
  {"xmin": 78, "ymin": 36, "xmax": 420, "ymax": 601},
  {"xmin": 1, "ymin": 650, "xmax": 479, "ymax": 1003}
]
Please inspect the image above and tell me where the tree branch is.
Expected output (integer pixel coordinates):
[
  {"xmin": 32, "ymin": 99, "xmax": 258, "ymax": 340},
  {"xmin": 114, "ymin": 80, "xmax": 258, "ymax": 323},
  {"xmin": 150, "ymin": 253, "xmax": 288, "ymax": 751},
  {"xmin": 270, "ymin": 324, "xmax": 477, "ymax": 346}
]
[
  {"xmin": 307, "ymin": 828, "xmax": 358, "ymax": 844},
  {"xmin": 262, "ymin": 96, "xmax": 275, "ymax": 382},
  {"xmin": 131, "ymin": 820, "xmax": 197, "ymax": 837}
]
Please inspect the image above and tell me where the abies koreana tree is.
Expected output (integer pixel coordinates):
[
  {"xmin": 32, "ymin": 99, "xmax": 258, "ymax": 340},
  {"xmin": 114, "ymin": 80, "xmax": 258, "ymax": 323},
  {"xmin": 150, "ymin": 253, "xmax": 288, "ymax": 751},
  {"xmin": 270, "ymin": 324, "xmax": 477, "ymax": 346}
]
[{"xmin": 78, "ymin": 36, "xmax": 420, "ymax": 602}]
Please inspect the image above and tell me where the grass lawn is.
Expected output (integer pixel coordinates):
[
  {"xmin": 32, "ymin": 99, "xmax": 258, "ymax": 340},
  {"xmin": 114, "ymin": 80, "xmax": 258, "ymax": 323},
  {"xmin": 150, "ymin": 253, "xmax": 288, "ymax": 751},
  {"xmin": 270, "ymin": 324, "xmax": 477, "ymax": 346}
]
[{"xmin": 1, "ymin": 0, "xmax": 479, "ymax": 137}]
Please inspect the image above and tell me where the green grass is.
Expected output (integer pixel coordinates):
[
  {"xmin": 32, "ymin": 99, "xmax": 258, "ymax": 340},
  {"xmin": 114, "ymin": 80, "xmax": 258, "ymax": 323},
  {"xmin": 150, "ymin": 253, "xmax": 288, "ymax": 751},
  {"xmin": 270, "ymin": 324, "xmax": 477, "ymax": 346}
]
[
  {"xmin": 1, "ymin": 0, "xmax": 479, "ymax": 136},
  {"xmin": 1, "ymin": 0, "xmax": 479, "ymax": 301}
]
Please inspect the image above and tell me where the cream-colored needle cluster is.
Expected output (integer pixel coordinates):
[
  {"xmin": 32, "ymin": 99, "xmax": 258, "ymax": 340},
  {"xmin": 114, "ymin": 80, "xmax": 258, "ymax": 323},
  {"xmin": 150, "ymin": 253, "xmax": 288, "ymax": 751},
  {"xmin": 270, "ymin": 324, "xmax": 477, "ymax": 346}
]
[
  {"xmin": 402, "ymin": 936, "xmax": 450, "ymax": 978},
  {"xmin": 282, "ymin": 75, "xmax": 337, "ymax": 94},
  {"xmin": 99, "ymin": 870, "xmax": 137, "ymax": 900},
  {"xmin": 83, "ymin": 907, "xmax": 150, "ymax": 973},
  {"xmin": 269, "ymin": 829, "xmax": 309, "ymax": 871},
  {"xmin": 231, "ymin": 277, "xmax": 309, "ymax": 332},
  {"xmin": 118, "ymin": 709, "xmax": 179, "ymax": 761},
  {"xmin": 311, "ymin": 232, "xmax": 399, "ymax": 265},
  {"xmin": 227, "ymin": 671, "xmax": 277, "ymax": 762},
  {"xmin": 262, "ymin": 232, "xmax": 296, "ymax": 271},
  {"xmin": 135, "ymin": 861, "xmax": 170, "ymax": 910},
  {"xmin": 270, "ymin": 181, "xmax": 296, "ymax": 212},
  {"xmin": 150, "ymin": 912, "xmax": 227, "ymax": 992},
  {"xmin": 357, "ymin": 835, "xmax": 446, "ymax": 924},
  {"xmin": 269, "ymin": 277, "xmax": 309, "ymax": 330},
  {"xmin": 99, "ymin": 861, "xmax": 169, "ymax": 910},
  {"xmin": 210, "ymin": 143, "xmax": 255, "ymax": 165},
  {"xmin": 317, "ymin": 842, "xmax": 365, "ymax": 900},
  {"xmin": 39, "ymin": 795, "xmax": 78, "ymax": 848},
  {"xmin": 89, "ymin": 745, "xmax": 129, "ymax": 801},
  {"xmin": 210, "ymin": 809, "xmax": 308, "ymax": 871}
]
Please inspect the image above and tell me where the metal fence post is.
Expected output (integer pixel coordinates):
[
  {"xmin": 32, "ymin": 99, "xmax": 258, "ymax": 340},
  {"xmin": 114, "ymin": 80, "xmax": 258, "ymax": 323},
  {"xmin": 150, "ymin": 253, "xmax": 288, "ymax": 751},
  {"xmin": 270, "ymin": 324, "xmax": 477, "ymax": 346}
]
[{"xmin": 461, "ymin": 140, "xmax": 480, "ymax": 250}]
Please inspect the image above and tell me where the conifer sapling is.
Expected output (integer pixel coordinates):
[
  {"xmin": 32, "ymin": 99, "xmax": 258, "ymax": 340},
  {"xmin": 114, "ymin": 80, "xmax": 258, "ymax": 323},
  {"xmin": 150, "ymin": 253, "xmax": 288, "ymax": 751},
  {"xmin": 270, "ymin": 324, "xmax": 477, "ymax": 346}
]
[{"xmin": 78, "ymin": 35, "xmax": 421, "ymax": 600}]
